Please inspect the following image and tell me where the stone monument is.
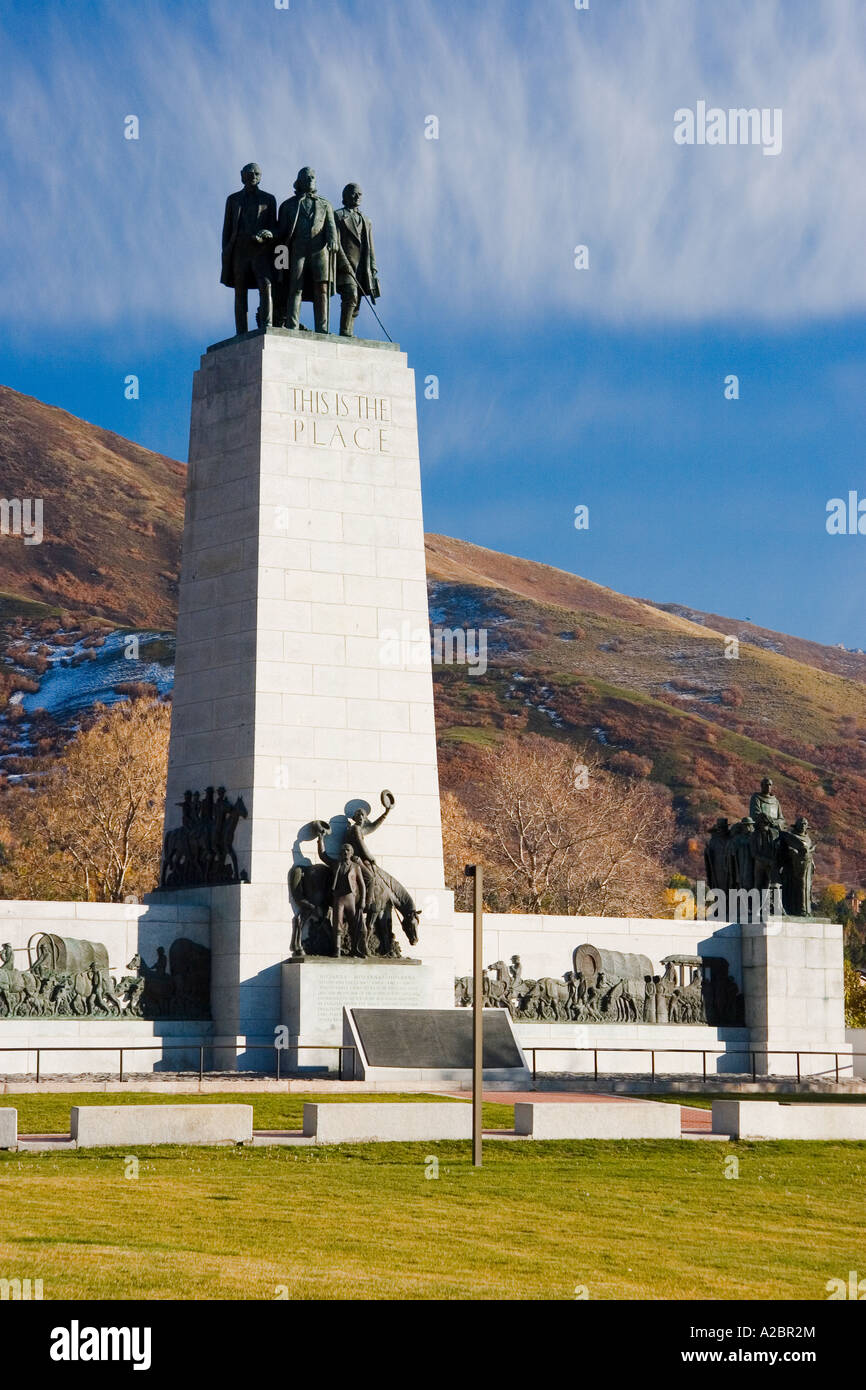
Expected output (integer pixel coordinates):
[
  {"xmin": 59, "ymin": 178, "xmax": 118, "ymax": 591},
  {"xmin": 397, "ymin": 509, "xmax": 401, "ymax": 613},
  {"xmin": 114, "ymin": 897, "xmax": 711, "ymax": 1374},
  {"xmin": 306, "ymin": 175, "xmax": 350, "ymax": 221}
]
[{"xmin": 160, "ymin": 256, "xmax": 454, "ymax": 1065}]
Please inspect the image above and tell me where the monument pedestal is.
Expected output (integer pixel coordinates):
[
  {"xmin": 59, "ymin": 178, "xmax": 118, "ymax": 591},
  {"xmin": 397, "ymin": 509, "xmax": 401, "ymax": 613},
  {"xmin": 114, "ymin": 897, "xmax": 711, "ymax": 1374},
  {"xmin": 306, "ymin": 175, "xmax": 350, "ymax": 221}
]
[
  {"xmin": 162, "ymin": 328, "xmax": 454, "ymax": 1068},
  {"xmin": 741, "ymin": 917, "xmax": 852, "ymax": 1077},
  {"xmin": 281, "ymin": 958, "xmax": 434, "ymax": 1072}
]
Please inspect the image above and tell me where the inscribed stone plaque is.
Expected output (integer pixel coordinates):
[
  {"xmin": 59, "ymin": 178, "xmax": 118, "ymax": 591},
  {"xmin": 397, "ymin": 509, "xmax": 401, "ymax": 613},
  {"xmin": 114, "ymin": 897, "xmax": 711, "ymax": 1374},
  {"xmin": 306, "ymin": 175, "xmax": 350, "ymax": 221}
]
[
  {"xmin": 282, "ymin": 960, "xmax": 434, "ymax": 1047},
  {"xmin": 312, "ymin": 964, "xmax": 428, "ymax": 1034}
]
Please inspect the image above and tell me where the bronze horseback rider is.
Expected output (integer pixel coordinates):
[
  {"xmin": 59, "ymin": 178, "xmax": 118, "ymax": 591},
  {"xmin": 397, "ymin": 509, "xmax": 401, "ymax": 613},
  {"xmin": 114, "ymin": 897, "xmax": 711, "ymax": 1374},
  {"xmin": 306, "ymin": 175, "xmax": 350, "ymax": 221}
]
[
  {"xmin": 289, "ymin": 791, "xmax": 421, "ymax": 959},
  {"xmin": 159, "ymin": 785, "xmax": 248, "ymax": 889}
]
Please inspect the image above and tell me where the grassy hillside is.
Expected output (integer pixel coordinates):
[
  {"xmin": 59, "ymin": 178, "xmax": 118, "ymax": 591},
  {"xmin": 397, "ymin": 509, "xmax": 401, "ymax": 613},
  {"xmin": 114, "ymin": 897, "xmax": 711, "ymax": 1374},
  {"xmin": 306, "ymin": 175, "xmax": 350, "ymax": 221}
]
[
  {"xmin": 0, "ymin": 384, "xmax": 183, "ymax": 626},
  {"xmin": 1, "ymin": 384, "xmax": 864, "ymax": 888},
  {"xmin": 425, "ymin": 535, "xmax": 866, "ymax": 886}
]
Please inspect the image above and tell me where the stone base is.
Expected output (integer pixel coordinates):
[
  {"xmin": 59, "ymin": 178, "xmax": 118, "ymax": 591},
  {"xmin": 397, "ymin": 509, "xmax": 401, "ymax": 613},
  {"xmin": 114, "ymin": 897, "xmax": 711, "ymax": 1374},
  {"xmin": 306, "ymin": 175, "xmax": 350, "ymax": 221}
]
[
  {"xmin": 747, "ymin": 1036, "xmax": 853, "ymax": 1079},
  {"xmin": 303, "ymin": 1100, "xmax": 470, "ymax": 1143},
  {"xmin": 71, "ymin": 1103, "xmax": 253, "ymax": 1147},
  {"xmin": 846, "ymin": 1028, "xmax": 866, "ymax": 1077},
  {"xmin": 281, "ymin": 957, "xmax": 434, "ymax": 1073},
  {"xmin": 0, "ymin": 1108, "xmax": 16, "ymax": 1148},
  {"xmin": 713, "ymin": 1099, "xmax": 866, "ymax": 1139},
  {"xmin": 512, "ymin": 1023, "xmax": 750, "ymax": 1076},
  {"xmin": 514, "ymin": 1101, "xmax": 681, "ymax": 1139},
  {"xmin": 0, "ymin": 1018, "xmax": 213, "ymax": 1076}
]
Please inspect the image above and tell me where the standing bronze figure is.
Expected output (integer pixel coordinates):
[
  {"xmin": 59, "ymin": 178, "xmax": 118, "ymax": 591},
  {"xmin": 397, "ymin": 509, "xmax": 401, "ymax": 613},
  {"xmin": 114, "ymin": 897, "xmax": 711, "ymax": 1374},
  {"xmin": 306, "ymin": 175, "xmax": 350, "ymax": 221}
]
[
  {"xmin": 334, "ymin": 183, "xmax": 380, "ymax": 338},
  {"xmin": 274, "ymin": 167, "xmax": 338, "ymax": 334},
  {"xmin": 220, "ymin": 163, "xmax": 277, "ymax": 335},
  {"xmin": 704, "ymin": 817, "xmax": 732, "ymax": 892},
  {"xmin": 781, "ymin": 817, "xmax": 816, "ymax": 917},
  {"xmin": 316, "ymin": 835, "xmax": 367, "ymax": 957}
]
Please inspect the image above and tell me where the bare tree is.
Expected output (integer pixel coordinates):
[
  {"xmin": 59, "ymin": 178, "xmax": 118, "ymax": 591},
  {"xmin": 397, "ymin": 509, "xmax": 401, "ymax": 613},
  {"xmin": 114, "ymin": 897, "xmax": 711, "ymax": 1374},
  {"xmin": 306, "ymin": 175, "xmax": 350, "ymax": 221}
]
[
  {"xmin": 440, "ymin": 789, "xmax": 489, "ymax": 911},
  {"xmin": 445, "ymin": 735, "xmax": 674, "ymax": 917}
]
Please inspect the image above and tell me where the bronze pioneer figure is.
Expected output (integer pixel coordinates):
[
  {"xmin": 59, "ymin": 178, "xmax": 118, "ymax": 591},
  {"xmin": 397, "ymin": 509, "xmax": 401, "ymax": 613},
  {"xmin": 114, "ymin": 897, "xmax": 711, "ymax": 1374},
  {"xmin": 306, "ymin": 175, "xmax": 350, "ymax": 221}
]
[
  {"xmin": 781, "ymin": 816, "xmax": 816, "ymax": 917},
  {"xmin": 334, "ymin": 183, "xmax": 380, "ymax": 337},
  {"xmin": 289, "ymin": 791, "xmax": 420, "ymax": 958},
  {"xmin": 160, "ymin": 786, "xmax": 248, "ymax": 889},
  {"xmin": 221, "ymin": 163, "xmax": 277, "ymax": 334},
  {"xmin": 704, "ymin": 817, "xmax": 732, "ymax": 892},
  {"xmin": 703, "ymin": 775, "xmax": 816, "ymax": 917},
  {"xmin": 274, "ymin": 167, "xmax": 338, "ymax": 334}
]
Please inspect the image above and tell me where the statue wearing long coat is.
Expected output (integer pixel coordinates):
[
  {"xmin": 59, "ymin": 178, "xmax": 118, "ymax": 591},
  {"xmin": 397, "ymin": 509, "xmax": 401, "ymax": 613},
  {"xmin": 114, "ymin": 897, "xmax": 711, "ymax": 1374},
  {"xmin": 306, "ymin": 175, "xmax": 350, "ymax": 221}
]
[
  {"xmin": 335, "ymin": 206, "xmax": 380, "ymax": 300},
  {"xmin": 220, "ymin": 188, "xmax": 277, "ymax": 289},
  {"xmin": 275, "ymin": 193, "xmax": 338, "ymax": 299}
]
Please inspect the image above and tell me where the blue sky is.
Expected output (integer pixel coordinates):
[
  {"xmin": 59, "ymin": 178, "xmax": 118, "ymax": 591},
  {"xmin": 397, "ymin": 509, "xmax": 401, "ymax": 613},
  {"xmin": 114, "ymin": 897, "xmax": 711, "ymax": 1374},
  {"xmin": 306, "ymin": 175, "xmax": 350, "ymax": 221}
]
[{"xmin": 1, "ymin": 0, "xmax": 865, "ymax": 646}]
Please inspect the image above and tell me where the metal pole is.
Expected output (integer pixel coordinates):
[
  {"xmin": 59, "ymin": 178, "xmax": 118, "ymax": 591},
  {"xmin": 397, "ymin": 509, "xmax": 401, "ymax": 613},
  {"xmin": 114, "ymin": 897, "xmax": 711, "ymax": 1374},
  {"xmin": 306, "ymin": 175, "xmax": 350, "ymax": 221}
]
[
  {"xmin": 119, "ymin": 1048, "xmax": 124, "ymax": 1083},
  {"xmin": 466, "ymin": 864, "xmax": 483, "ymax": 1168}
]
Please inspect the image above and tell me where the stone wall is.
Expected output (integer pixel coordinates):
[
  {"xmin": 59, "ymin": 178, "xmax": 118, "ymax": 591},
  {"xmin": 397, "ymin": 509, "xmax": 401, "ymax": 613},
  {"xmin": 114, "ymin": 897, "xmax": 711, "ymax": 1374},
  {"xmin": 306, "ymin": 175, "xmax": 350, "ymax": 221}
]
[
  {"xmin": 452, "ymin": 912, "xmax": 742, "ymax": 984},
  {"xmin": 0, "ymin": 899, "xmax": 212, "ymax": 1075},
  {"xmin": 845, "ymin": 1028, "xmax": 866, "ymax": 1077},
  {"xmin": 512, "ymin": 1022, "xmax": 750, "ymax": 1075},
  {"xmin": 0, "ymin": 899, "xmax": 210, "ymax": 978},
  {"xmin": 454, "ymin": 911, "xmax": 850, "ymax": 1078},
  {"xmin": 0, "ymin": 1019, "xmax": 213, "ymax": 1077}
]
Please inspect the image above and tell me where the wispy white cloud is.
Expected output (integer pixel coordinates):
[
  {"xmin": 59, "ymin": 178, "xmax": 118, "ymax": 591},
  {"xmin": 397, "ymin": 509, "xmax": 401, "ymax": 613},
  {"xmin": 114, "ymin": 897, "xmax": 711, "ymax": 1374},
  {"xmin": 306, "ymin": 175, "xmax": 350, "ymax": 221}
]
[{"xmin": 1, "ymin": 0, "xmax": 864, "ymax": 333}]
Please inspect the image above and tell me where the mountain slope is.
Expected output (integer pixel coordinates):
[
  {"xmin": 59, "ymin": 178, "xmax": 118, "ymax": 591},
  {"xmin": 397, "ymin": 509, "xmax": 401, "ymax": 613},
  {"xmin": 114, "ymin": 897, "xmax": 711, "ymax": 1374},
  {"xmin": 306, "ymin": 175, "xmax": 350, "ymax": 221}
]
[
  {"xmin": 1, "ymin": 387, "xmax": 864, "ymax": 888},
  {"xmin": 425, "ymin": 535, "xmax": 866, "ymax": 886},
  {"xmin": 645, "ymin": 599, "xmax": 866, "ymax": 685},
  {"xmin": 0, "ymin": 385, "xmax": 183, "ymax": 626}
]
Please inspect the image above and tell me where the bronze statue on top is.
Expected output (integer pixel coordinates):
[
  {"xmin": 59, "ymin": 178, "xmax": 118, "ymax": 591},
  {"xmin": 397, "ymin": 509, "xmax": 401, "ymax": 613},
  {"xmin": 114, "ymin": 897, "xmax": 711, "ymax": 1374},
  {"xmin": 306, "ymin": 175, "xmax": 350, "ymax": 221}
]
[
  {"xmin": 334, "ymin": 183, "xmax": 380, "ymax": 337},
  {"xmin": 221, "ymin": 163, "xmax": 277, "ymax": 335},
  {"xmin": 221, "ymin": 166, "xmax": 384, "ymax": 338},
  {"xmin": 274, "ymin": 166, "xmax": 338, "ymax": 334},
  {"xmin": 703, "ymin": 775, "xmax": 817, "ymax": 917}
]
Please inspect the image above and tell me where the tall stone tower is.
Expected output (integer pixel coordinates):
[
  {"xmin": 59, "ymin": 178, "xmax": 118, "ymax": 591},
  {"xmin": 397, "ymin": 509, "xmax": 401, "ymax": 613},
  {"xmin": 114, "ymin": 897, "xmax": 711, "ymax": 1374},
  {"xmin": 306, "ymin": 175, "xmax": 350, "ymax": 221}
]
[{"xmin": 162, "ymin": 328, "xmax": 453, "ymax": 1065}]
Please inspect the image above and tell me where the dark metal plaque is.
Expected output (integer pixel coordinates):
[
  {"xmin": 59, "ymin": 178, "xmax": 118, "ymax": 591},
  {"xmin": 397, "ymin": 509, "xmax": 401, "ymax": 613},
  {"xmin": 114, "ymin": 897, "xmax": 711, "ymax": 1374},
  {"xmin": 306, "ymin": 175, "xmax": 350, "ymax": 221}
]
[{"xmin": 351, "ymin": 1008, "xmax": 524, "ymax": 1069}]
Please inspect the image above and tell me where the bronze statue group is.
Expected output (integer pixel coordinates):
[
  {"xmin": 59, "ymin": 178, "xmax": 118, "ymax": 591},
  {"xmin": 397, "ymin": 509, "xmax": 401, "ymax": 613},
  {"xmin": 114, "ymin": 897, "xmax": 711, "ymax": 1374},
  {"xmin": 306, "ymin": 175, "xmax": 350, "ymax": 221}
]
[
  {"xmin": 455, "ymin": 950, "xmax": 744, "ymax": 1027},
  {"xmin": 160, "ymin": 786, "xmax": 248, "ymax": 890},
  {"xmin": 704, "ymin": 777, "xmax": 815, "ymax": 918},
  {"xmin": 288, "ymin": 791, "xmax": 421, "ymax": 960},
  {"xmin": 221, "ymin": 163, "xmax": 381, "ymax": 339},
  {"xmin": 0, "ymin": 935, "xmax": 210, "ymax": 1020}
]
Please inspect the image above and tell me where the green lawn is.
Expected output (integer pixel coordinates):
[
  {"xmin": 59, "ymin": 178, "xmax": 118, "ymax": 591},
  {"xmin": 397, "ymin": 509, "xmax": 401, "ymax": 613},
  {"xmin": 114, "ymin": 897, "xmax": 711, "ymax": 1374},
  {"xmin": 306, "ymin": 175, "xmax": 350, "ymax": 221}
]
[
  {"xmin": 7, "ymin": 1090, "xmax": 515, "ymax": 1135},
  {"xmin": 1, "ymin": 1140, "xmax": 864, "ymax": 1299}
]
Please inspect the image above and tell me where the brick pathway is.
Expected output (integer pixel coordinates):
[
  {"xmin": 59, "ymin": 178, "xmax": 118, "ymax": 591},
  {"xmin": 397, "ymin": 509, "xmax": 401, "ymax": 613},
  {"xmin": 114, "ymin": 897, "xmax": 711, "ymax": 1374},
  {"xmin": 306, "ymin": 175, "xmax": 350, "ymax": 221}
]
[
  {"xmin": 452, "ymin": 1090, "xmax": 652, "ymax": 1106},
  {"xmin": 456, "ymin": 1090, "xmax": 718, "ymax": 1138},
  {"xmin": 681, "ymin": 1105, "xmax": 713, "ymax": 1133}
]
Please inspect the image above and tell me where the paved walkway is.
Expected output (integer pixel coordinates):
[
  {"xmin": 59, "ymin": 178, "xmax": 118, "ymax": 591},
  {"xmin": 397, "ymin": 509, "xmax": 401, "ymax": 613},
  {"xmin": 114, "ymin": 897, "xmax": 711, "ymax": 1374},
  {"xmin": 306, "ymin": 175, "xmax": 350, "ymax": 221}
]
[
  {"xmin": 453, "ymin": 1090, "xmax": 649, "ymax": 1105},
  {"xmin": 455, "ymin": 1089, "xmax": 720, "ymax": 1138},
  {"xmin": 681, "ymin": 1105, "xmax": 713, "ymax": 1134}
]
